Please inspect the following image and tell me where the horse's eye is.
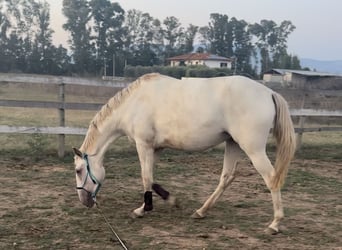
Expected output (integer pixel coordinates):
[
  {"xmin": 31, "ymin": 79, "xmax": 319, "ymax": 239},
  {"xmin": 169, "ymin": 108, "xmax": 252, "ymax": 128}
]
[{"xmin": 76, "ymin": 168, "xmax": 82, "ymax": 175}]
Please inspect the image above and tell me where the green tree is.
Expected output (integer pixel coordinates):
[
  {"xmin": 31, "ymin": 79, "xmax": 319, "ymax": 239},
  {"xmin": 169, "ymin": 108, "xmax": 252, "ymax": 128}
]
[
  {"xmin": 90, "ymin": 0, "xmax": 125, "ymax": 75},
  {"xmin": 0, "ymin": 0, "xmax": 70, "ymax": 74},
  {"xmin": 63, "ymin": 0, "xmax": 95, "ymax": 75},
  {"xmin": 205, "ymin": 13, "xmax": 234, "ymax": 57},
  {"xmin": 178, "ymin": 24, "xmax": 198, "ymax": 54},
  {"xmin": 198, "ymin": 26, "xmax": 210, "ymax": 51},
  {"xmin": 124, "ymin": 9, "xmax": 164, "ymax": 66},
  {"xmin": 163, "ymin": 16, "xmax": 183, "ymax": 58},
  {"xmin": 29, "ymin": 1, "xmax": 54, "ymax": 73},
  {"xmin": 249, "ymin": 19, "xmax": 295, "ymax": 73},
  {"xmin": 199, "ymin": 14, "xmax": 257, "ymax": 76},
  {"xmin": 230, "ymin": 17, "xmax": 255, "ymax": 75},
  {"xmin": 0, "ymin": 3, "xmax": 11, "ymax": 72},
  {"xmin": 275, "ymin": 53, "xmax": 301, "ymax": 70},
  {"xmin": 0, "ymin": 0, "xmax": 35, "ymax": 72}
]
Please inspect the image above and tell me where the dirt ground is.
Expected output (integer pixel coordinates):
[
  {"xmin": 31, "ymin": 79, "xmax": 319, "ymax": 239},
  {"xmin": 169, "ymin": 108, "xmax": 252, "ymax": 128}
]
[{"xmin": 0, "ymin": 145, "xmax": 341, "ymax": 249}]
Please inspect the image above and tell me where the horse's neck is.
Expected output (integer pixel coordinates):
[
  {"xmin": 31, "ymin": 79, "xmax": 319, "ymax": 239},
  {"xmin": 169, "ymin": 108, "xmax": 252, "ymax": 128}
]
[{"xmin": 80, "ymin": 112, "xmax": 122, "ymax": 159}]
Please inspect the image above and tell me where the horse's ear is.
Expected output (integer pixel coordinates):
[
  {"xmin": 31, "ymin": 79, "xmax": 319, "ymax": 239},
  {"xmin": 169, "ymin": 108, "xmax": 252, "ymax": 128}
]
[{"xmin": 72, "ymin": 147, "xmax": 83, "ymax": 158}]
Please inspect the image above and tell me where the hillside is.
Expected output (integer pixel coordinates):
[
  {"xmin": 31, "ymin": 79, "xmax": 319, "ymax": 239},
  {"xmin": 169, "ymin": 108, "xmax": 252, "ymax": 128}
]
[{"xmin": 301, "ymin": 58, "xmax": 342, "ymax": 74}]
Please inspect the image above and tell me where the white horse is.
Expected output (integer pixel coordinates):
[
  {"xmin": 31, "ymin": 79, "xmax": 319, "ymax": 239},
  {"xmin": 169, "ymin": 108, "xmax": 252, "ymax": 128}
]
[{"xmin": 73, "ymin": 73, "xmax": 296, "ymax": 234}]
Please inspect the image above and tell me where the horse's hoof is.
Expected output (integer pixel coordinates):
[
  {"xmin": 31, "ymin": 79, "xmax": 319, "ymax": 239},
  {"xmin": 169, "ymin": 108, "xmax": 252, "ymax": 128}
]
[
  {"xmin": 191, "ymin": 211, "xmax": 205, "ymax": 219},
  {"xmin": 130, "ymin": 209, "xmax": 144, "ymax": 219},
  {"xmin": 264, "ymin": 227, "xmax": 279, "ymax": 235},
  {"xmin": 129, "ymin": 211, "xmax": 142, "ymax": 219}
]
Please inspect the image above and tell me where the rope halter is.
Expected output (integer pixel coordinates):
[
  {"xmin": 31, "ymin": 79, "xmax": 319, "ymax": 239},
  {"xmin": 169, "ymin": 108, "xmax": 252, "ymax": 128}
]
[{"xmin": 76, "ymin": 154, "xmax": 102, "ymax": 201}]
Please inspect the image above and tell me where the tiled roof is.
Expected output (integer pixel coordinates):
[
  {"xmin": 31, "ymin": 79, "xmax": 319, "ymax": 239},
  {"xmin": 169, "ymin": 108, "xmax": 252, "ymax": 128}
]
[{"xmin": 167, "ymin": 53, "xmax": 231, "ymax": 61}]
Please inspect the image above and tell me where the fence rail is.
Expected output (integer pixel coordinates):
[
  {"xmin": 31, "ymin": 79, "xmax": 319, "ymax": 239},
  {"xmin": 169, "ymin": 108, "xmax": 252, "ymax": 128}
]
[
  {"xmin": 1, "ymin": 73, "xmax": 341, "ymax": 157},
  {"xmin": 0, "ymin": 125, "xmax": 87, "ymax": 135},
  {"xmin": 0, "ymin": 99, "xmax": 103, "ymax": 110},
  {"xmin": 0, "ymin": 73, "xmax": 129, "ymax": 87},
  {"xmin": 289, "ymin": 109, "xmax": 342, "ymax": 117}
]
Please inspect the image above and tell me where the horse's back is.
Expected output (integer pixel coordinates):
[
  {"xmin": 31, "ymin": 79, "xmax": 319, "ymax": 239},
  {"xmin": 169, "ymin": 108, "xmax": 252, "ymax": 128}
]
[{"xmin": 136, "ymin": 74, "xmax": 274, "ymax": 117}]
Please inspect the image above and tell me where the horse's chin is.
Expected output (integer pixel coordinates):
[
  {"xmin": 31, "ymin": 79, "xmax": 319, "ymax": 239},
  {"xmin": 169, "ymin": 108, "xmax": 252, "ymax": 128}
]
[
  {"xmin": 83, "ymin": 199, "xmax": 95, "ymax": 208},
  {"xmin": 79, "ymin": 192, "xmax": 95, "ymax": 208}
]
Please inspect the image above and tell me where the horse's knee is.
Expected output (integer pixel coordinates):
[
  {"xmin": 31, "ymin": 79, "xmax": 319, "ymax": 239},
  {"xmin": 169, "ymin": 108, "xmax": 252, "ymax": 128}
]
[{"xmin": 221, "ymin": 173, "xmax": 236, "ymax": 189}]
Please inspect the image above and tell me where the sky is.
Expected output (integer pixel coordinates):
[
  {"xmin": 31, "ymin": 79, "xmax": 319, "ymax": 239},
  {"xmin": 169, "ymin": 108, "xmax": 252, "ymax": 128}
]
[{"xmin": 47, "ymin": 0, "xmax": 342, "ymax": 61}]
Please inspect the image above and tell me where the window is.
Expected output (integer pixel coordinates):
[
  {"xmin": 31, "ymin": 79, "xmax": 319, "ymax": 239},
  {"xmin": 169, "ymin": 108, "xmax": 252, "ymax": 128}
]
[{"xmin": 220, "ymin": 62, "xmax": 227, "ymax": 68}]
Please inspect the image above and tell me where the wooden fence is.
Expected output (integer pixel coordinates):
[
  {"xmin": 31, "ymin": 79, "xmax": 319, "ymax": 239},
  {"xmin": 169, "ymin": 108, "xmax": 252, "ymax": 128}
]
[{"xmin": 1, "ymin": 73, "xmax": 341, "ymax": 157}]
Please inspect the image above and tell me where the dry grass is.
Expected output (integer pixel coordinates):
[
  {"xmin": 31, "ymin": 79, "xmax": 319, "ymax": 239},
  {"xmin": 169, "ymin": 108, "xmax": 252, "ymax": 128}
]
[{"xmin": 0, "ymin": 138, "xmax": 341, "ymax": 249}]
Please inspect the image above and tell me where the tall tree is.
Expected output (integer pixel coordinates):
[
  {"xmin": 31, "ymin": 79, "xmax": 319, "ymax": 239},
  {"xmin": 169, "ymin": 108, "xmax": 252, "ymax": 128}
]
[
  {"xmin": 199, "ymin": 14, "xmax": 256, "ymax": 75},
  {"xmin": 90, "ymin": 0, "xmax": 125, "ymax": 75},
  {"xmin": 0, "ymin": 0, "xmax": 70, "ymax": 74},
  {"xmin": 63, "ymin": 0, "xmax": 94, "ymax": 75},
  {"xmin": 0, "ymin": 2, "xmax": 11, "ymax": 72},
  {"xmin": 0, "ymin": 0, "xmax": 35, "ymax": 72},
  {"xmin": 178, "ymin": 24, "xmax": 198, "ymax": 54},
  {"xmin": 205, "ymin": 13, "xmax": 234, "ymax": 57},
  {"xmin": 249, "ymin": 19, "xmax": 295, "ymax": 73},
  {"xmin": 163, "ymin": 16, "xmax": 183, "ymax": 58},
  {"xmin": 124, "ymin": 9, "xmax": 163, "ymax": 66},
  {"xmin": 230, "ymin": 17, "xmax": 255, "ymax": 75},
  {"xmin": 275, "ymin": 53, "xmax": 301, "ymax": 70},
  {"xmin": 198, "ymin": 26, "xmax": 210, "ymax": 52},
  {"xmin": 29, "ymin": 1, "xmax": 54, "ymax": 73}
]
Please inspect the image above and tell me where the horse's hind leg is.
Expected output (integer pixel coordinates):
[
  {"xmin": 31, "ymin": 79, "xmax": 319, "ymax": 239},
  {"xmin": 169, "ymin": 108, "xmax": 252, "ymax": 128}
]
[
  {"xmin": 244, "ymin": 150, "xmax": 284, "ymax": 234},
  {"xmin": 192, "ymin": 140, "xmax": 241, "ymax": 218}
]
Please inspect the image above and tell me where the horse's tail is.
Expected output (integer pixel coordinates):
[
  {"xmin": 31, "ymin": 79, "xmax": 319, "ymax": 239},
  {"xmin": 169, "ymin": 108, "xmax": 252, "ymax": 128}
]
[{"xmin": 271, "ymin": 92, "xmax": 296, "ymax": 190}]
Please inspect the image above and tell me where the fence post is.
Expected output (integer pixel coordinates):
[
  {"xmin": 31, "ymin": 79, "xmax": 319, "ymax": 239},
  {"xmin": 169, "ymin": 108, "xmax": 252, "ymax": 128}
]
[
  {"xmin": 296, "ymin": 91, "xmax": 307, "ymax": 150},
  {"xmin": 58, "ymin": 77, "xmax": 65, "ymax": 158}
]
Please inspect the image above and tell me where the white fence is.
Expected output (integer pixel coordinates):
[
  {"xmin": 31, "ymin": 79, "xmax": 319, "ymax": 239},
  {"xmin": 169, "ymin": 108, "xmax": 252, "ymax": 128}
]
[{"xmin": 1, "ymin": 73, "xmax": 341, "ymax": 157}]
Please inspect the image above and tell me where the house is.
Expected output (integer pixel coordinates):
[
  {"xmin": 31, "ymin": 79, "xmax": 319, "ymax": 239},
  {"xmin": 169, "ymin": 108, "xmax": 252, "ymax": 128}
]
[
  {"xmin": 263, "ymin": 68, "xmax": 342, "ymax": 89},
  {"xmin": 167, "ymin": 53, "xmax": 233, "ymax": 69}
]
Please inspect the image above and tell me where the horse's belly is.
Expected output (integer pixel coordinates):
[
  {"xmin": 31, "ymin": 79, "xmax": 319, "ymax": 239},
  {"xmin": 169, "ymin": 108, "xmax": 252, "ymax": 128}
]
[{"xmin": 155, "ymin": 130, "xmax": 230, "ymax": 151}]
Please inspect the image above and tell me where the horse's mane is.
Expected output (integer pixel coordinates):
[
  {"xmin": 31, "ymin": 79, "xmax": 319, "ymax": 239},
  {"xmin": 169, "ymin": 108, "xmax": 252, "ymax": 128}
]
[{"xmin": 80, "ymin": 73, "xmax": 160, "ymax": 152}]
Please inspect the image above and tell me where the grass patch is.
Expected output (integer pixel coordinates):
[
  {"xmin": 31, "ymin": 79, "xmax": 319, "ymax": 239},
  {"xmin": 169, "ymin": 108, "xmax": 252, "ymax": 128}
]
[{"xmin": 285, "ymin": 169, "xmax": 342, "ymax": 195}]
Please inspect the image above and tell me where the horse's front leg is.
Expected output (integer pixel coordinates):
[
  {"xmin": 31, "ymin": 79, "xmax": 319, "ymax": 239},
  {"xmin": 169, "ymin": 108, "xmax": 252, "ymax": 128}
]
[{"xmin": 132, "ymin": 143, "xmax": 155, "ymax": 218}]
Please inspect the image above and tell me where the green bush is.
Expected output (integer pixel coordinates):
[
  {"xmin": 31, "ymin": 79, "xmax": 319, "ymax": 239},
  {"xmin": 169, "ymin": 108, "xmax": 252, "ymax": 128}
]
[{"xmin": 27, "ymin": 134, "xmax": 49, "ymax": 160}]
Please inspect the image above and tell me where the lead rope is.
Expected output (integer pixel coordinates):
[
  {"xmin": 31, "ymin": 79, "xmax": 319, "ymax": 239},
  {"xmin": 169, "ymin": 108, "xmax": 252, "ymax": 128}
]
[{"xmin": 95, "ymin": 202, "xmax": 129, "ymax": 250}]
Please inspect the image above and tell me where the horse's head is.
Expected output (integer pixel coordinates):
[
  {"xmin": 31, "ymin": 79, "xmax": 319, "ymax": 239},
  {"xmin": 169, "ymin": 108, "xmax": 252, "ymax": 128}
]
[{"xmin": 72, "ymin": 148, "xmax": 105, "ymax": 208}]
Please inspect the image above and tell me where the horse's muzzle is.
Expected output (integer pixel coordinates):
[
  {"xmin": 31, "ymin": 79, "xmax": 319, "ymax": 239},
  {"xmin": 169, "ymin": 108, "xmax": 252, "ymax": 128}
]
[{"xmin": 78, "ymin": 189, "xmax": 95, "ymax": 208}]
